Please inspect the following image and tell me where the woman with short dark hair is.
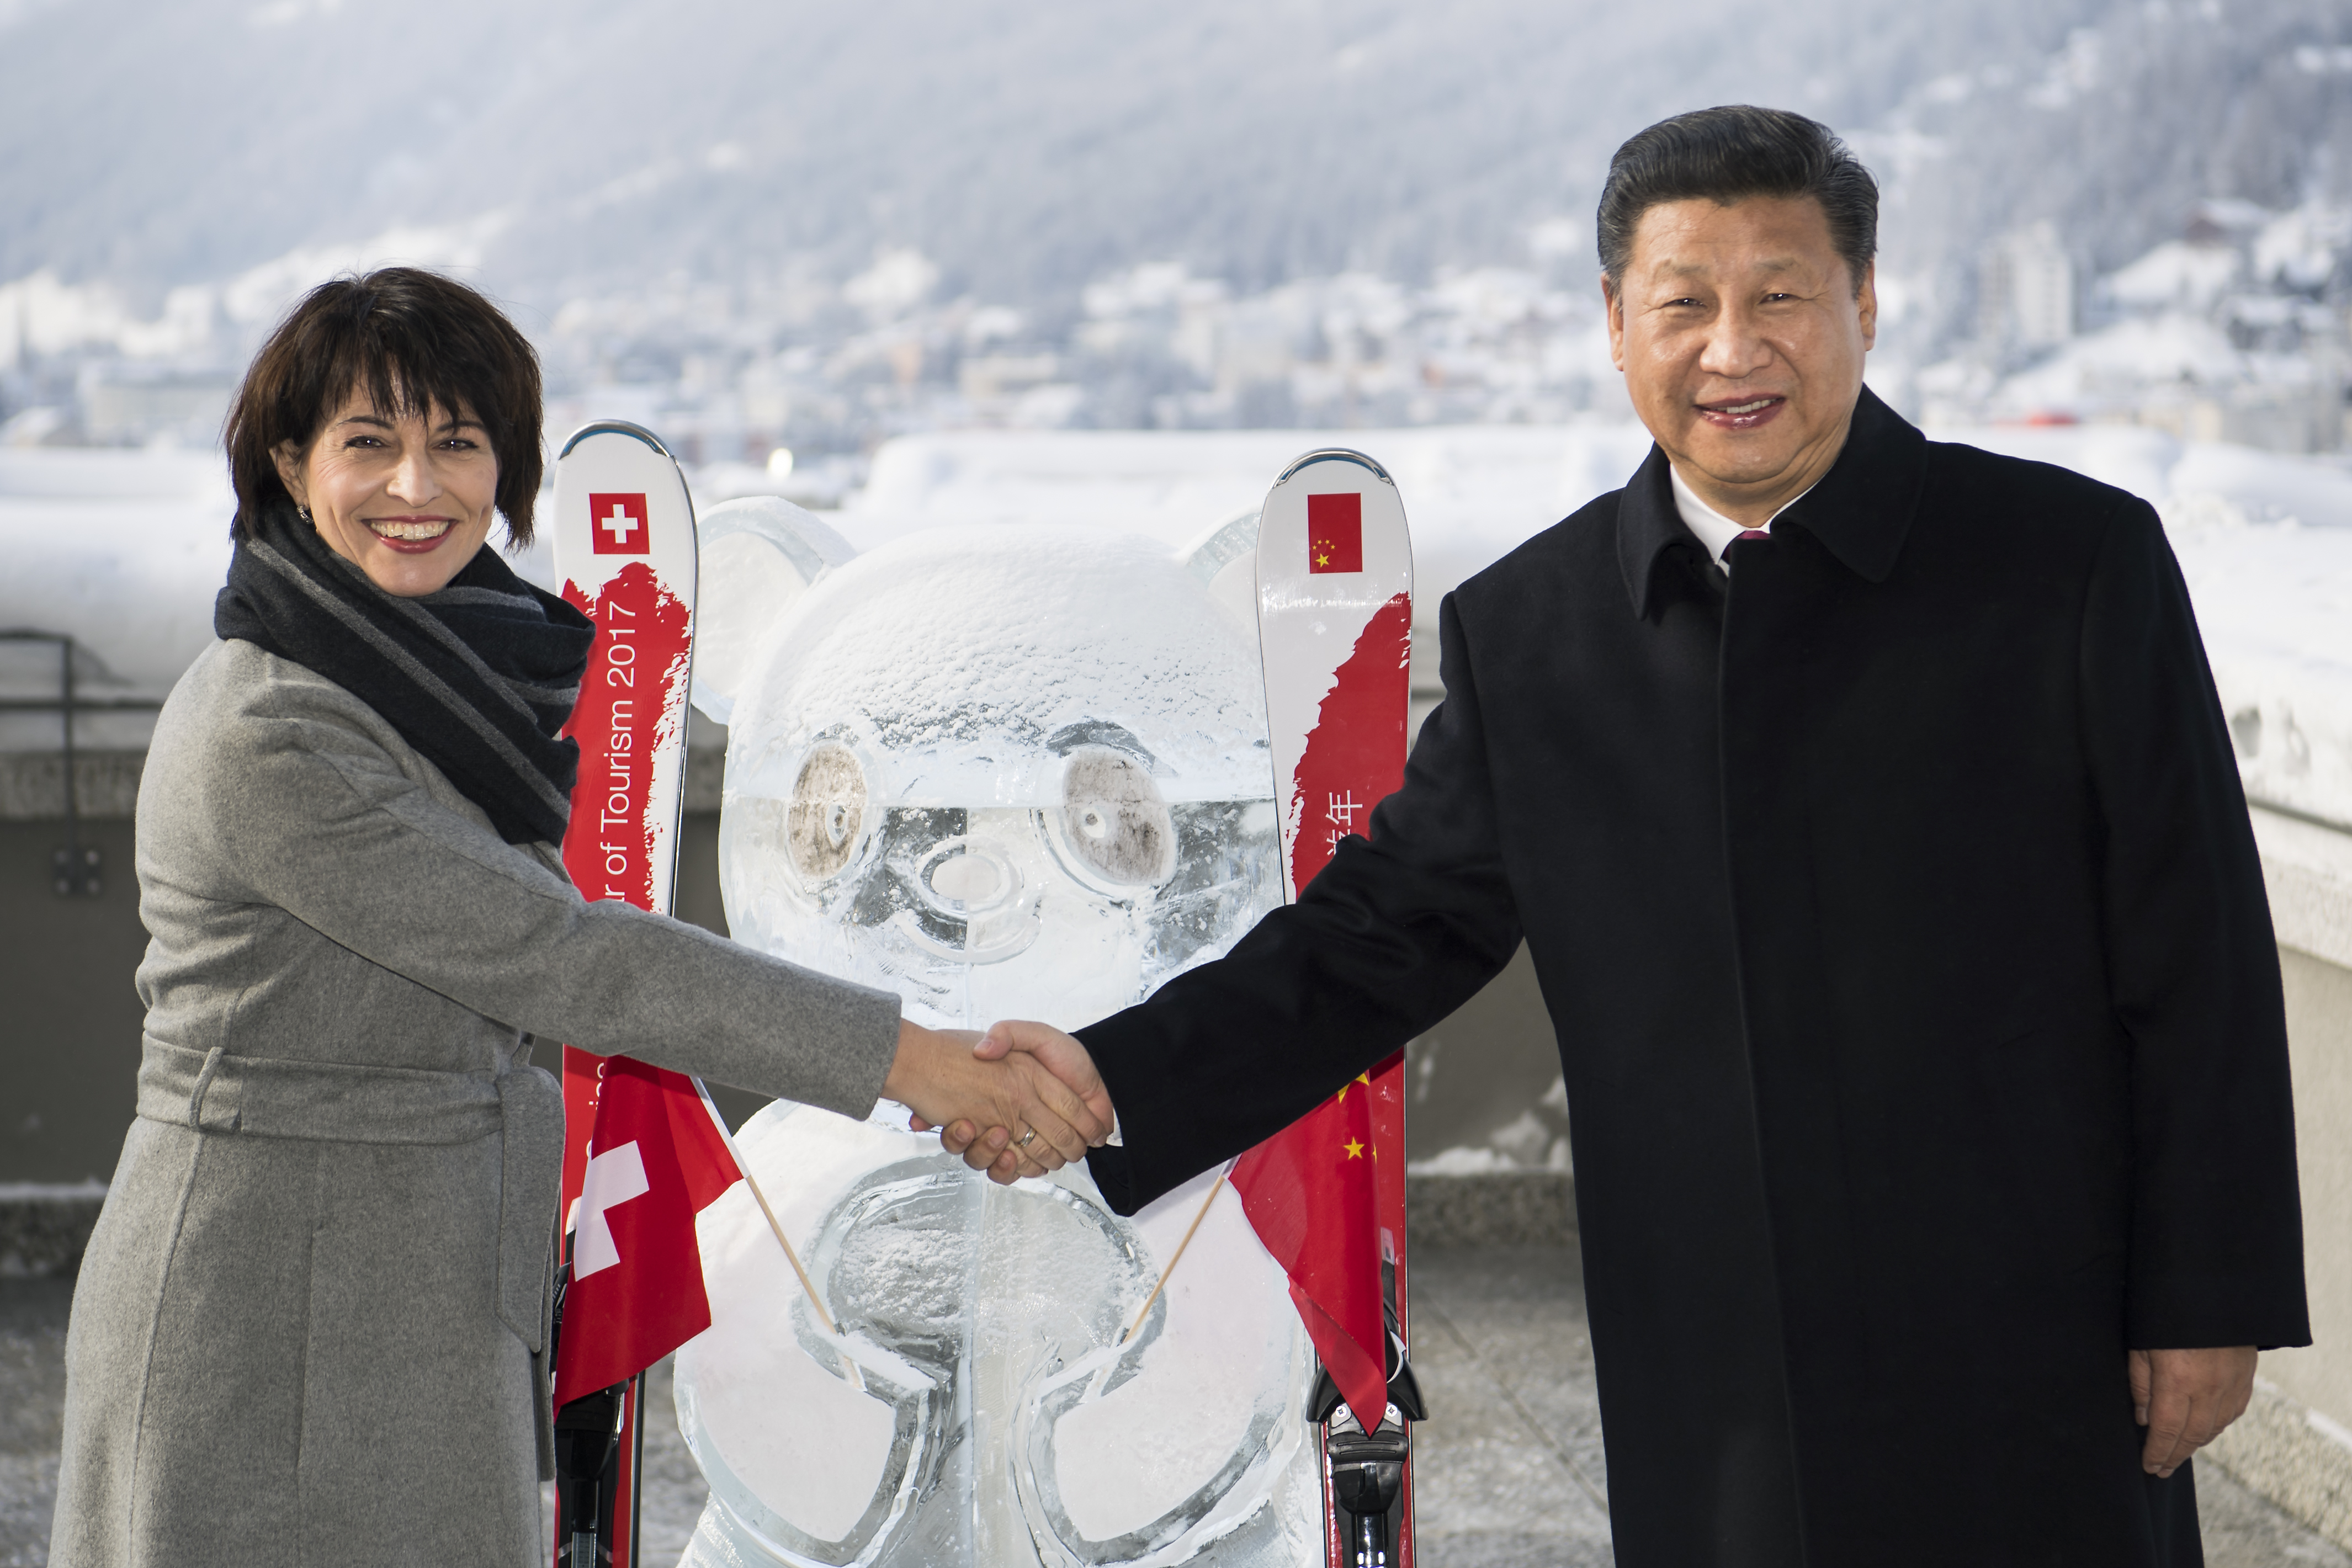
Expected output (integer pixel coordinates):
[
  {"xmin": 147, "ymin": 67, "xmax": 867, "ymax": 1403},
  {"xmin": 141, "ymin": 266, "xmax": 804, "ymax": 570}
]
[{"xmin": 47, "ymin": 268, "xmax": 1105, "ymax": 1567}]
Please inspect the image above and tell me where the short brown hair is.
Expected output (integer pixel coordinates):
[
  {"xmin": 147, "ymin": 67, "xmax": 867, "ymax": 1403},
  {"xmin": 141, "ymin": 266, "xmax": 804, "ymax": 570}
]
[
  {"xmin": 223, "ymin": 268, "xmax": 545, "ymax": 545},
  {"xmin": 1597, "ymin": 106, "xmax": 1878, "ymax": 297}
]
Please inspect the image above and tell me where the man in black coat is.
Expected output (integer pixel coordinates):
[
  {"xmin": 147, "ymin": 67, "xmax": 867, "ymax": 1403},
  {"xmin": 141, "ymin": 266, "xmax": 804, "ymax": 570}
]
[{"xmin": 952, "ymin": 107, "xmax": 2309, "ymax": 1566}]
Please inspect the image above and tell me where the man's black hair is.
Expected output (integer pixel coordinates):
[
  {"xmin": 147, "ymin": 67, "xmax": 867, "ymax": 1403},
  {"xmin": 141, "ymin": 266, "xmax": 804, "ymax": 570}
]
[{"xmin": 1597, "ymin": 106, "xmax": 1878, "ymax": 295}]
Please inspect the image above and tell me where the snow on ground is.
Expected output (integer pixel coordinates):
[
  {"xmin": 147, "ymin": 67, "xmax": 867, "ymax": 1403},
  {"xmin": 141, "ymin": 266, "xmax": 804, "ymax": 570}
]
[{"xmin": 4, "ymin": 424, "xmax": 2349, "ymax": 827}]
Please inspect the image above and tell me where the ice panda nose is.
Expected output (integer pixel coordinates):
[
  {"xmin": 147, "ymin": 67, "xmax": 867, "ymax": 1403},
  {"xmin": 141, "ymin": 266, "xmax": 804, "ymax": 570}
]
[
  {"xmin": 927, "ymin": 851, "xmax": 1005, "ymax": 907},
  {"xmin": 918, "ymin": 838, "xmax": 1021, "ymax": 915}
]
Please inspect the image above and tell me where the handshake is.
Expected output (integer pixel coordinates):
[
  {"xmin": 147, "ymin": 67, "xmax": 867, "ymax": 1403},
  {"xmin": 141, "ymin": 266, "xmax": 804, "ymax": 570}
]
[{"xmin": 880, "ymin": 1019, "xmax": 1115, "ymax": 1183}]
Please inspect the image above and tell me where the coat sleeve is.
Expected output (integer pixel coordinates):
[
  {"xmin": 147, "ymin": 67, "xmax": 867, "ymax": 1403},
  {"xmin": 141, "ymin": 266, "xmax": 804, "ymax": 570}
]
[
  {"xmin": 2077, "ymin": 499, "xmax": 2309, "ymax": 1350},
  {"xmin": 1081, "ymin": 591, "xmax": 1524, "ymax": 1213},
  {"xmin": 203, "ymin": 672, "xmax": 902, "ymax": 1120}
]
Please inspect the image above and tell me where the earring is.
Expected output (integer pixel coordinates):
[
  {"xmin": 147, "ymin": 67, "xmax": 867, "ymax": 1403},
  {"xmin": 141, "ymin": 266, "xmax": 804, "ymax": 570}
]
[{"xmin": 298, "ymin": 504, "xmax": 312, "ymax": 525}]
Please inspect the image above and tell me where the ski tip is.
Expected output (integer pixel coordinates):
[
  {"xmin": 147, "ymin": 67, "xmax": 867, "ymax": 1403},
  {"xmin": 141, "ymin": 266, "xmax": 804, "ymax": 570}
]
[
  {"xmin": 558, "ymin": 419, "xmax": 675, "ymax": 460},
  {"xmin": 1277, "ymin": 447, "xmax": 1394, "ymax": 486}
]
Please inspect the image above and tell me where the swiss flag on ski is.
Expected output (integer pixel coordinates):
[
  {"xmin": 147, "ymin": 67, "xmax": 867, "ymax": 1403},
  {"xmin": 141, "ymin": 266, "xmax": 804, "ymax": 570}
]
[
  {"xmin": 1233, "ymin": 451, "xmax": 1414, "ymax": 1440},
  {"xmin": 555, "ymin": 1065, "xmax": 741, "ymax": 1402}
]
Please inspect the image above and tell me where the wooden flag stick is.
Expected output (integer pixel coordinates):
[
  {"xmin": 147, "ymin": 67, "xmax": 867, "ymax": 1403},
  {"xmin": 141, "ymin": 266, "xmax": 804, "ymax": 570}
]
[
  {"xmin": 740, "ymin": 1167, "xmax": 836, "ymax": 1336},
  {"xmin": 738, "ymin": 1165, "xmax": 866, "ymax": 1394},
  {"xmin": 1117, "ymin": 1170, "xmax": 1228, "ymax": 1347},
  {"xmin": 694, "ymin": 1086, "xmax": 864, "ymax": 1390}
]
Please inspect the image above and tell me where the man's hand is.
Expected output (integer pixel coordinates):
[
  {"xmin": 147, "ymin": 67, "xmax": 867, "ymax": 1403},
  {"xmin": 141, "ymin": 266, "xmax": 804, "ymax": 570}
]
[
  {"xmin": 2131, "ymin": 1346, "xmax": 2257, "ymax": 1477},
  {"xmin": 917, "ymin": 1020, "xmax": 1115, "ymax": 1184},
  {"xmin": 880, "ymin": 1020, "xmax": 1106, "ymax": 1184}
]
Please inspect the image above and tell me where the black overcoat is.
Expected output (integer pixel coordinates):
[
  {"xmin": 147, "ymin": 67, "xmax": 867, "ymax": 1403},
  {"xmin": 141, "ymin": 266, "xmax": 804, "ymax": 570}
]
[{"xmin": 1079, "ymin": 390, "xmax": 2309, "ymax": 1567}]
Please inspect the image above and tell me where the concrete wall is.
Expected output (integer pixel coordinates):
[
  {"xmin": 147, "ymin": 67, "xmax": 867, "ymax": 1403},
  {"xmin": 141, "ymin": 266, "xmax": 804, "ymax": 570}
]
[
  {"xmin": 2268, "ymin": 948, "xmax": 2352, "ymax": 1431},
  {"xmin": 2205, "ymin": 808, "xmax": 2352, "ymax": 1546},
  {"xmin": 1, "ymin": 814, "xmax": 145, "ymax": 1184}
]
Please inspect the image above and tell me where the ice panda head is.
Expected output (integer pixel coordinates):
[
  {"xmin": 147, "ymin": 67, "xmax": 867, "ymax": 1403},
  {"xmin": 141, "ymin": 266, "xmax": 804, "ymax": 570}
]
[{"xmin": 691, "ymin": 497, "xmax": 1280, "ymax": 1028}]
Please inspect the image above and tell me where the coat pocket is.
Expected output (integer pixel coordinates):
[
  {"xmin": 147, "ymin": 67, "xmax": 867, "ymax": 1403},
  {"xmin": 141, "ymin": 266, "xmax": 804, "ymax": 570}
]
[
  {"xmin": 1963, "ymin": 1015, "xmax": 2131, "ymax": 1283},
  {"xmin": 495, "ymin": 1065, "xmax": 566, "ymax": 1352}
]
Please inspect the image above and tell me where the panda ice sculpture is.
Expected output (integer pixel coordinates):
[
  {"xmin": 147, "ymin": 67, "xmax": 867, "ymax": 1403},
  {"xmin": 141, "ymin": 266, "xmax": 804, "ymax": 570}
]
[{"xmin": 673, "ymin": 499, "xmax": 1323, "ymax": 1568}]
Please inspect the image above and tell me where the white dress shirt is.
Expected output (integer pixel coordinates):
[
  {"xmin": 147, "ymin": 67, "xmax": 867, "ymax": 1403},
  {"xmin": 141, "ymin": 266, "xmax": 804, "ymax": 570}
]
[{"xmin": 1669, "ymin": 463, "xmax": 1818, "ymax": 573}]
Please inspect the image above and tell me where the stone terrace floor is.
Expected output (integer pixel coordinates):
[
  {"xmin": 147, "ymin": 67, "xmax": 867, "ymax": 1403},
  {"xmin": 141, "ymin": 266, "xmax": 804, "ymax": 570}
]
[{"xmin": 6, "ymin": 1247, "xmax": 2348, "ymax": 1566}]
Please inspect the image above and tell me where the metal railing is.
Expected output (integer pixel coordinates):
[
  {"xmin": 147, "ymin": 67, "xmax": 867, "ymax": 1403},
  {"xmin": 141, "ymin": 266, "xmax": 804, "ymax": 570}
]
[
  {"xmin": 0, "ymin": 629, "xmax": 163, "ymax": 896},
  {"xmin": 2247, "ymin": 794, "xmax": 2352, "ymax": 838}
]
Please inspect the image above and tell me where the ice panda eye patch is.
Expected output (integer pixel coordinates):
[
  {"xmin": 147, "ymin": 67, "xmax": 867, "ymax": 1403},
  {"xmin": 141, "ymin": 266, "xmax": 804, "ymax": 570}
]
[
  {"xmin": 1059, "ymin": 747, "xmax": 1175, "ymax": 887},
  {"xmin": 787, "ymin": 741, "xmax": 869, "ymax": 880}
]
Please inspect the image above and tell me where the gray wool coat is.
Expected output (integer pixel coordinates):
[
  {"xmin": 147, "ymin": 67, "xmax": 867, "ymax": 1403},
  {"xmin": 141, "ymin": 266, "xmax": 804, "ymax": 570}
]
[{"xmin": 50, "ymin": 637, "xmax": 904, "ymax": 1568}]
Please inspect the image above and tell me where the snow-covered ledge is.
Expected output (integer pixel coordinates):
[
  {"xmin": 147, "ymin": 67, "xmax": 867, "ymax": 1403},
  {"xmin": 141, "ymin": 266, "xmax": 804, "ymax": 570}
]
[
  {"xmin": 2202, "ymin": 804, "xmax": 2352, "ymax": 1550},
  {"xmin": 0, "ymin": 1179, "xmax": 108, "ymax": 1277},
  {"xmin": 2254, "ymin": 804, "xmax": 2352, "ymax": 973}
]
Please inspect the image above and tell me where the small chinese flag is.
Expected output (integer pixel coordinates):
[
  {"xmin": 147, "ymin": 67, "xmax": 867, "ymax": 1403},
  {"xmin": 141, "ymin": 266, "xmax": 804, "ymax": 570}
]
[
  {"xmin": 1307, "ymin": 492, "xmax": 1363, "ymax": 574},
  {"xmin": 1230, "ymin": 1073, "xmax": 1388, "ymax": 1431}
]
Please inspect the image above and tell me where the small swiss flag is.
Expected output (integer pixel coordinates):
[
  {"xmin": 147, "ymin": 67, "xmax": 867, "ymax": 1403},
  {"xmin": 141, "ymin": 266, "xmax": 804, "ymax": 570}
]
[
  {"xmin": 590, "ymin": 492, "xmax": 651, "ymax": 555},
  {"xmin": 1307, "ymin": 492, "xmax": 1362, "ymax": 574},
  {"xmin": 554, "ymin": 1058, "xmax": 742, "ymax": 1402}
]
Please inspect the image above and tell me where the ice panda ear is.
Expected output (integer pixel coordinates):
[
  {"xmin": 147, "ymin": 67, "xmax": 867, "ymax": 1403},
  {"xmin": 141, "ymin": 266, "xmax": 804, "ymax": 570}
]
[
  {"xmin": 1182, "ymin": 508, "xmax": 1261, "ymax": 644},
  {"xmin": 693, "ymin": 496, "xmax": 858, "ymax": 724}
]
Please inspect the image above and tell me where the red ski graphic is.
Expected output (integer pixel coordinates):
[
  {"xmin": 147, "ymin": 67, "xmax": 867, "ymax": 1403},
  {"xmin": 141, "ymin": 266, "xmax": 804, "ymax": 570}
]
[
  {"xmin": 560, "ymin": 561, "xmax": 693, "ymax": 912},
  {"xmin": 1284, "ymin": 591, "xmax": 1411, "ymax": 894}
]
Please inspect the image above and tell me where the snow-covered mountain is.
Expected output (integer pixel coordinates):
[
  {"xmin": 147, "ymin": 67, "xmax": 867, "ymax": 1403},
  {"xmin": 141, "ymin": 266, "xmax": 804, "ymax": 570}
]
[
  {"xmin": 1868, "ymin": 0, "xmax": 2352, "ymax": 337},
  {"xmin": 1, "ymin": 0, "xmax": 2346, "ymax": 455},
  {"xmin": 6, "ymin": 0, "xmax": 2296, "ymax": 316}
]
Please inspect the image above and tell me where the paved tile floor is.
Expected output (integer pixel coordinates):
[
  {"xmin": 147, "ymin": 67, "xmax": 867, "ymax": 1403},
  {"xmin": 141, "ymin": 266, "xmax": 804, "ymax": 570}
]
[
  {"xmin": 8, "ymin": 1253, "xmax": 2349, "ymax": 1566},
  {"xmin": 0, "ymin": 1279, "xmax": 68, "ymax": 1568},
  {"xmin": 1400, "ymin": 1248, "xmax": 2352, "ymax": 1568}
]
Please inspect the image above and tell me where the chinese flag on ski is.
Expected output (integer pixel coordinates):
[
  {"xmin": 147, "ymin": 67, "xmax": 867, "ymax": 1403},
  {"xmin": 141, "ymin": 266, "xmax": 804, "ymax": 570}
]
[
  {"xmin": 555, "ymin": 1060, "xmax": 742, "ymax": 1402},
  {"xmin": 1307, "ymin": 492, "xmax": 1363, "ymax": 575},
  {"xmin": 1229, "ymin": 589, "xmax": 1413, "ymax": 1433}
]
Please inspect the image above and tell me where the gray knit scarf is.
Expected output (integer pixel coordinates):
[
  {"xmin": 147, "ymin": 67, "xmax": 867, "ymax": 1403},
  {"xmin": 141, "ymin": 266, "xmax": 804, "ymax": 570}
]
[{"xmin": 215, "ymin": 498, "xmax": 595, "ymax": 845}]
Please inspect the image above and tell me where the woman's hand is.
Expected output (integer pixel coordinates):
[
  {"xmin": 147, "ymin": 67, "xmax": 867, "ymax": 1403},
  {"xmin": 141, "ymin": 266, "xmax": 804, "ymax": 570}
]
[
  {"xmin": 882, "ymin": 1019, "xmax": 1109, "ymax": 1183},
  {"xmin": 913, "ymin": 1021, "xmax": 1116, "ymax": 1183}
]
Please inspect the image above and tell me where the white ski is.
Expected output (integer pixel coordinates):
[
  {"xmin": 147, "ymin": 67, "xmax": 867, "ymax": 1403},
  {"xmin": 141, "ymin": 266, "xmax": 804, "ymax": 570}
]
[
  {"xmin": 550, "ymin": 419, "xmax": 701, "ymax": 1568},
  {"xmin": 1246, "ymin": 448, "xmax": 1420, "ymax": 1568}
]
